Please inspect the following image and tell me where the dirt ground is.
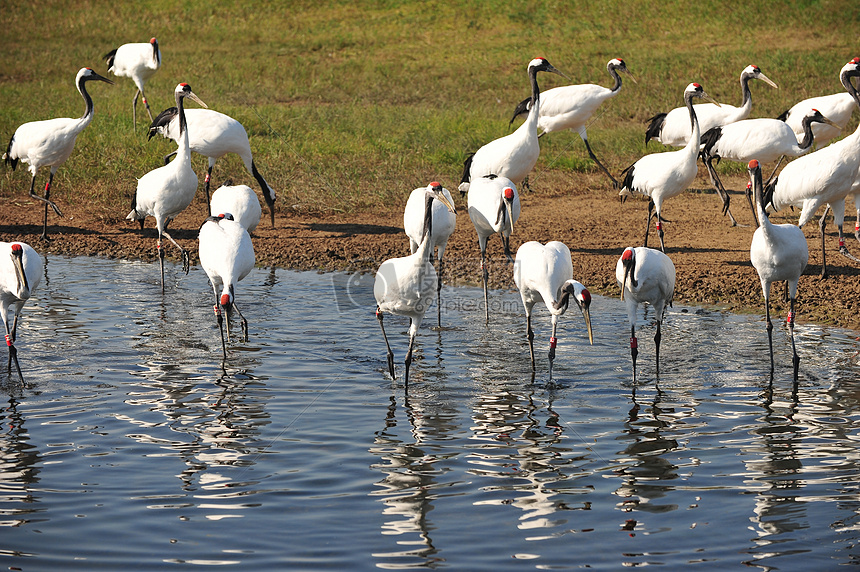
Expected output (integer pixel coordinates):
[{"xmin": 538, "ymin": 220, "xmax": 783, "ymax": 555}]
[{"xmin": 2, "ymin": 170, "xmax": 860, "ymax": 331}]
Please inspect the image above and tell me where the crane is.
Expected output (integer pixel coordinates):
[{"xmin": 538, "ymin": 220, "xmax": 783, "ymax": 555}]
[
  {"xmin": 763, "ymin": 58, "xmax": 860, "ymax": 278},
  {"xmin": 459, "ymin": 57, "xmax": 566, "ymax": 196},
  {"xmin": 374, "ymin": 184, "xmax": 455, "ymax": 386},
  {"xmin": 645, "ymin": 64, "xmax": 777, "ymax": 147},
  {"xmin": 126, "ymin": 83, "xmax": 207, "ymax": 293},
  {"xmin": 3, "ymin": 67, "xmax": 113, "ymax": 240},
  {"xmin": 466, "ymin": 174, "xmax": 520, "ymax": 322},
  {"xmin": 616, "ymin": 246, "xmax": 675, "ymax": 381},
  {"xmin": 103, "ymin": 37, "xmax": 161, "ymax": 128},
  {"xmin": 700, "ymin": 109, "xmax": 838, "ymax": 225},
  {"xmin": 748, "ymin": 160, "xmax": 808, "ymax": 381},
  {"xmin": 620, "ymin": 83, "xmax": 720, "ymax": 251},
  {"xmin": 0, "ymin": 242, "xmax": 42, "ymax": 385},
  {"xmin": 210, "ymin": 180, "xmax": 262, "ymax": 233},
  {"xmin": 403, "ymin": 182, "xmax": 457, "ymax": 328},
  {"xmin": 508, "ymin": 58, "xmax": 635, "ymax": 187},
  {"xmin": 513, "ymin": 240, "xmax": 593, "ymax": 381},
  {"xmin": 778, "ymin": 57, "xmax": 860, "ymax": 148},
  {"xmin": 198, "ymin": 213, "xmax": 255, "ymax": 362},
  {"xmin": 148, "ymin": 107, "xmax": 276, "ymax": 226}
]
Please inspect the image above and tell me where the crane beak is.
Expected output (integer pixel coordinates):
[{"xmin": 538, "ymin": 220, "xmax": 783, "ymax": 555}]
[
  {"xmin": 622, "ymin": 67, "xmax": 638, "ymax": 84},
  {"xmin": 702, "ymin": 92, "xmax": 721, "ymax": 107},
  {"xmin": 820, "ymin": 116, "xmax": 840, "ymax": 128},
  {"xmin": 93, "ymin": 72, "xmax": 114, "ymax": 85},
  {"xmin": 11, "ymin": 252, "xmax": 30, "ymax": 300},
  {"xmin": 620, "ymin": 263, "xmax": 631, "ymax": 302},
  {"xmin": 759, "ymin": 74, "xmax": 779, "ymax": 89},
  {"xmin": 187, "ymin": 92, "xmax": 208, "ymax": 109},
  {"xmin": 436, "ymin": 193, "xmax": 456, "ymax": 214},
  {"xmin": 582, "ymin": 305, "xmax": 593, "ymax": 345},
  {"xmin": 546, "ymin": 63, "xmax": 571, "ymax": 81}
]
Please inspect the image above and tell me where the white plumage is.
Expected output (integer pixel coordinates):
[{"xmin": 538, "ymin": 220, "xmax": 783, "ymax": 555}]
[
  {"xmin": 198, "ymin": 214, "xmax": 256, "ymax": 361},
  {"xmin": 748, "ymin": 160, "xmax": 808, "ymax": 380},
  {"xmin": 645, "ymin": 65, "xmax": 777, "ymax": 147},
  {"xmin": 403, "ymin": 182, "xmax": 457, "ymax": 328},
  {"xmin": 509, "ymin": 58, "xmax": 635, "ymax": 187},
  {"xmin": 513, "ymin": 241, "xmax": 593, "ymax": 380},
  {"xmin": 700, "ymin": 109, "xmax": 838, "ymax": 224},
  {"xmin": 103, "ymin": 37, "xmax": 161, "ymax": 127},
  {"xmin": 467, "ymin": 174, "xmax": 521, "ymax": 322},
  {"xmin": 778, "ymin": 57, "xmax": 860, "ymax": 148},
  {"xmin": 458, "ymin": 57, "xmax": 566, "ymax": 195},
  {"xmin": 616, "ymin": 246, "xmax": 675, "ymax": 380},
  {"xmin": 620, "ymin": 83, "xmax": 720, "ymax": 251},
  {"xmin": 764, "ymin": 58, "xmax": 860, "ymax": 278},
  {"xmin": 210, "ymin": 181, "xmax": 262, "ymax": 233},
  {"xmin": 127, "ymin": 83, "xmax": 207, "ymax": 292},
  {"xmin": 0, "ymin": 242, "xmax": 42, "ymax": 384},
  {"xmin": 148, "ymin": 107, "xmax": 276, "ymax": 226},
  {"xmin": 374, "ymin": 185, "xmax": 455, "ymax": 385},
  {"xmin": 3, "ymin": 68, "xmax": 113, "ymax": 239}
]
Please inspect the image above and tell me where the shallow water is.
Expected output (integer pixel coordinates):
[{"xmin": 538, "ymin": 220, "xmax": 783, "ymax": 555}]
[{"xmin": 1, "ymin": 255, "xmax": 859, "ymax": 570}]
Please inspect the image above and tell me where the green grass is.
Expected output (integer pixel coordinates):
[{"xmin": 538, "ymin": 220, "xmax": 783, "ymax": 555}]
[{"xmin": 2, "ymin": 0, "xmax": 858, "ymax": 215}]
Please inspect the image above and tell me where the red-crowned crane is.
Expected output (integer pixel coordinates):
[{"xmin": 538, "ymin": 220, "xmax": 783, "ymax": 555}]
[
  {"xmin": 616, "ymin": 246, "xmax": 675, "ymax": 381},
  {"xmin": 620, "ymin": 83, "xmax": 720, "ymax": 251},
  {"xmin": 700, "ymin": 109, "xmax": 838, "ymax": 225},
  {"xmin": 126, "ymin": 83, "xmax": 207, "ymax": 293},
  {"xmin": 459, "ymin": 57, "xmax": 567, "ymax": 196},
  {"xmin": 748, "ymin": 160, "xmax": 808, "ymax": 381},
  {"xmin": 778, "ymin": 57, "xmax": 860, "ymax": 148},
  {"xmin": 374, "ymin": 185, "xmax": 455, "ymax": 386},
  {"xmin": 103, "ymin": 37, "xmax": 161, "ymax": 128},
  {"xmin": 210, "ymin": 180, "xmax": 262, "ymax": 233},
  {"xmin": 3, "ymin": 68, "xmax": 113, "ymax": 240},
  {"xmin": 403, "ymin": 182, "xmax": 457, "ymax": 328},
  {"xmin": 148, "ymin": 107, "xmax": 276, "ymax": 226},
  {"xmin": 198, "ymin": 213, "xmax": 255, "ymax": 362},
  {"xmin": 763, "ymin": 58, "xmax": 860, "ymax": 278},
  {"xmin": 513, "ymin": 240, "xmax": 593, "ymax": 381},
  {"xmin": 467, "ymin": 174, "xmax": 521, "ymax": 323},
  {"xmin": 645, "ymin": 65, "xmax": 777, "ymax": 148},
  {"xmin": 508, "ymin": 58, "xmax": 635, "ymax": 187},
  {"xmin": 0, "ymin": 241, "xmax": 42, "ymax": 385}
]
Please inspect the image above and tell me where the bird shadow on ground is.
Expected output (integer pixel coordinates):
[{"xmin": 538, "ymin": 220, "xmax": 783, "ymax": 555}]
[{"xmin": 308, "ymin": 223, "xmax": 402, "ymax": 236}]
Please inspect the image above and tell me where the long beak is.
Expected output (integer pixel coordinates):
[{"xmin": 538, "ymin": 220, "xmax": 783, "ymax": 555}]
[
  {"xmin": 187, "ymin": 92, "xmax": 208, "ymax": 109},
  {"xmin": 702, "ymin": 92, "xmax": 722, "ymax": 107},
  {"xmin": 547, "ymin": 64, "xmax": 571, "ymax": 81},
  {"xmin": 623, "ymin": 68, "xmax": 638, "ymax": 84},
  {"xmin": 12, "ymin": 255, "xmax": 30, "ymax": 299},
  {"xmin": 505, "ymin": 200, "xmax": 514, "ymax": 235},
  {"xmin": 436, "ymin": 193, "xmax": 456, "ymax": 214},
  {"xmin": 621, "ymin": 264, "xmax": 631, "ymax": 302},
  {"xmin": 93, "ymin": 72, "xmax": 114, "ymax": 85},
  {"xmin": 582, "ymin": 306, "xmax": 594, "ymax": 345},
  {"xmin": 820, "ymin": 115, "xmax": 840, "ymax": 128},
  {"xmin": 759, "ymin": 74, "xmax": 779, "ymax": 89}
]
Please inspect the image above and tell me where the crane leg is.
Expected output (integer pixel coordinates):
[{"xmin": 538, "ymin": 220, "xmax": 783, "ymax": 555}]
[
  {"xmin": 788, "ymin": 298, "xmax": 799, "ymax": 381},
  {"xmin": 160, "ymin": 230, "xmax": 191, "ymax": 275},
  {"xmin": 548, "ymin": 321, "xmax": 558, "ymax": 384},
  {"xmin": 233, "ymin": 301, "xmax": 249, "ymax": 342},
  {"xmin": 526, "ymin": 313, "xmax": 535, "ymax": 372},
  {"xmin": 404, "ymin": 326, "xmax": 416, "ymax": 388},
  {"xmin": 28, "ymin": 173, "xmax": 62, "ymax": 241},
  {"xmin": 132, "ymin": 90, "xmax": 140, "ymax": 129},
  {"xmin": 630, "ymin": 325, "xmax": 638, "ymax": 383},
  {"xmin": 157, "ymin": 234, "xmax": 166, "ymax": 294},
  {"xmin": 703, "ymin": 155, "xmax": 741, "ymax": 226},
  {"xmin": 643, "ymin": 200, "xmax": 654, "ymax": 248},
  {"xmin": 436, "ymin": 257, "xmax": 444, "ymax": 329},
  {"xmin": 212, "ymin": 298, "xmax": 227, "ymax": 362},
  {"xmin": 656, "ymin": 214, "xmax": 666, "ymax": 253},
  {"xmin": 376, "ymin": 308, "xmax": 396, "ymax": 379},
  {"xmin": 204, "ymin": 166, "xmax": 214, "ymax": 216},
  {"xmin": 481, "ymin": 249, "xmax": 490, "ymax": 323},
  {"xmin": 819, "ymin": 206, "xmax": 830, "ymax": 278},
  {"xmin": 501, "ymin": 234, "xmax": 515, "ymax": 264},
  {"xmin": 837, "ymin": 223, "xmax": 860, "ymax": 263},
  {"xmin": 765, "ymin": 297, "xmax": 774, "ymax": 374},
  {"xmin": 140, "ymin": 88, "xmax": 154, "ymax": 122},
  {"xmin": 654, "ymin": 320, "xmax": 662, "ymax": 374},
  {"xmin": 583, "ymin": 138, "xmax": 619, "ymax": 189}
]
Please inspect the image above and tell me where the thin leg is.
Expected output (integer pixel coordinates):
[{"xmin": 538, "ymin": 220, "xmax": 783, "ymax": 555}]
[
  {"xmin": 765, "ymin": 297, "xmax": 774, "ymax": 374},
  {"xmin": 404, "ymin": 326, "xmax": 416, "ymax": 388},
  {"xmin": 140, "ymin": 88, "xmax": 153, "ymax": 122},
  {"xmin": 654, "ymin": 320, "xmax": 662, "ymax": 374},
  {"xmin": 232, "ymin": 301, "xmax": 249, "ymax": 342},
  {"xmin": 643, "ymin": 200, "xmax": 654, "ymax": 248},
  {"xmin": 548, "ymin": 320, "xmax": 558, "ymax": 383},
  {"xmin": 157, "ymin": 233, "xmax": 166, "ymax": 294},
  {"xmin": 630, "ymin": 325, "xmax": 638, "ymax": 382},
  {"xmin": 501, "ymin": 235, "xmax": 514, "ymax": 264},
  {"xmin": 28, "ymin": 174, "xmax": 63, "ymax": 241},
  {"xmin": 4, "ymin": 320, "xmax": 24, "ymax": 385},
  {"xmin": 788, "ymin": 298, "xmax": 800, "ymax": 381},
  {"xmin": 160, "ymin": 230, "xmax": 191, "ymax": 274},
  {"xmin": 703, "ymin": 156, "xmax": 741, "ymax": 226},
  {"xmin": 837, "ymin": 223, "xmax": 860, "ymax": 262},
  {"xmin": 436, "ymin": 256, "xmax": 443, "ymax": 328},
  {"xmin": 132, "ymin": 90, "xmax": 140, "ymax": 128},
  {"xmin": 204, "ymin": 166, "xmax": 214, "ymax": 215},
  {"xmin": 583, "ymin": 138, "xmax": 619, "ymax": 188},
  {"xmin": 819, "ymin": 206, "xmax": 830, "ymax": 278},
  {"xmin": 376, "ymin": 308, "xmax": 395, "ymax": 379},
  {"xmin": 213, "ymin": 298, "xmax": 227, "ymax": 361},
  {"xmin": 481, "ymin": 249, "xmax": 489, "ymax": 324},
  {"xmin": 656, "ymin": 213, "xmax": 666, "ymax": 253},
  {"xmin": 526, "ymin": 313, "xmax": 535, "ymax": 372}
]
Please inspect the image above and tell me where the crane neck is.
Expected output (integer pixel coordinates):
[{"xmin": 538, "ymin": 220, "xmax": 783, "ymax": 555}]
[
  {"xmin": 753, "ymin": 171, "xmax": 772, "ymax": 232},
  {"xmin": 739, "ymin": 72, "xmax": 753, "ymax": 109},
  {"xmin": 77, "ymin": 76, "xmax": 96, "ymax": 128},
  {"xmin": 415, "ymin": 194, "xmax": 435, "ymax": 261},
  {"xmin": 797, "ymin": 115, "xmax": 818, "ymax": 150},
  {"xmin": 528, "ymin": 66, "xmax": 541, "ymax": 108},
  {"xmin": 608, "ymin": 65, "xmax": 623, "ymax": 93},
  {"xmin": 175, "ymin": 91, "xmax": 191, "ymax": 160},
  {"xmin": 684, "ymin": 92, "xmax": 701, "ymax": 154}
]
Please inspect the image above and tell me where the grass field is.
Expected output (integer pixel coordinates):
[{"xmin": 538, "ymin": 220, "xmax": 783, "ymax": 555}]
[{"xmin": 2, "ymin": 0, "xmax": 858, "ymax": 215}]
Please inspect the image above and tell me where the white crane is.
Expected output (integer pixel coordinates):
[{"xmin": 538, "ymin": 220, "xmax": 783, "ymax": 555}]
[
  {"xmin": 467, "ymin": 174, "xmax": 521, "ymax": 322},
  {"xmin": 748, "ymin": 160, "xmax": 808, "ymax": 381},
  {"xmin": 513, "ymin": 241, "xmax": 593, "ymax": 381},
  {"xmin": 763, "ymin": 58, "xmax": 860, "ymax": 278},
  {"xmin": 0, "ymin": 242, "xmax": 42, "ymax": 384},
  {"xmin": 210, "ymin": 180, "xmax": 262, "ymax": 233},
  {"xmin": 616, "ymin": 246, "xmax": 675, "ymax": 380},
  {"xmin": 508, "ymin": 58, "xmax": 635, "ymax": 187},
  {"xmin": 620, "ymin": 83, "xmax": 720, "ymax": 251},
  {"xmin": 403, "ymin": 182, "xmax": 457, "ymax": 328},
  {"xmin": 778, "ymin": 57, "xmax": 860, "ymax": 148},
  {"xmin": 103, "ymin": 37, "xmax": 161, "ymax": 128},
  {"xmin": 148, "ymin": 107, "xmax": 277, "ymax": 226},
  {"xmin": 700, "ymin": 109, "xmax": 838, "ymax": 225},
  {"xmin": 126, "ymin": 83, "xmax": 207, "ymax": 293},
  {"xmin": 3, "ymin": 67, "xmax": 113, "ymax": 240},
  {"xmin": 374, "ymin": 185, "xmax": 455, "ymax": 386},
  {"xmin": 458, "ymin": 57, "xmax": 567, "ymax": 196},
  {"xmin": 198, "ymin": 213, "xmax": 256, "ymax": 361},
  {"xmin": 645, "ymin": 64, "xmax": 778, "ymax": 147}
]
